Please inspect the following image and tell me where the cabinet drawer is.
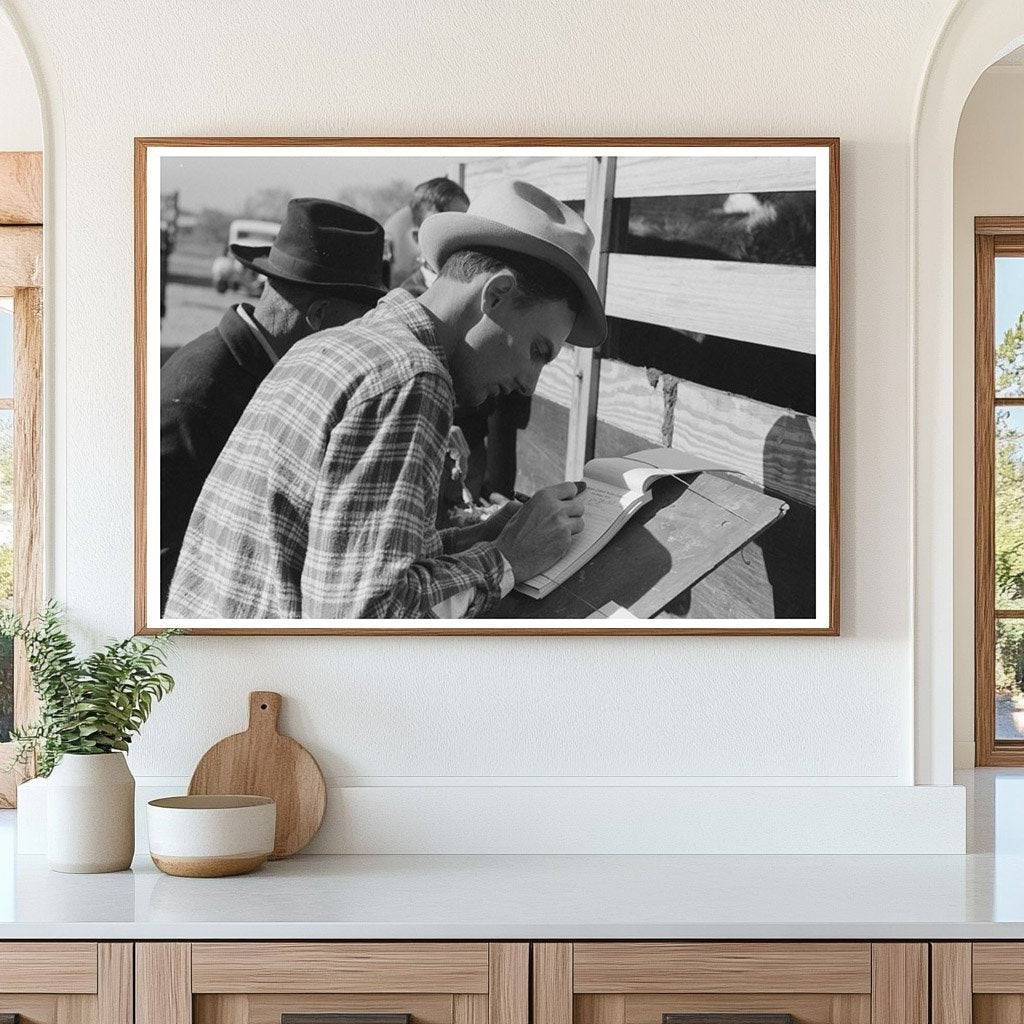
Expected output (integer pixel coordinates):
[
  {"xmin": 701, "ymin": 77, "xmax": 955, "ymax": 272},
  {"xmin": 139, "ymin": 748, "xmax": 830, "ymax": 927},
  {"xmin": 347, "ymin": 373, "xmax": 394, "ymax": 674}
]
[
  {"xmin": 572, "ymin": 944, "xmax": 872, "ymax": 994},
  {"xmin": 139, "ymin": 942, "xmax": 528, "ymax": 1024},
  {"xmin": 0, "ymin": 942, "xmax": 98, "ymax": 993},
  {"xmin": 191, "ymin": 942, "xmax": 490, "ymax": 993},
  {"xmin": 534, "ymin": 943, "xmax": 925, "ymax": 1024},
  {"xmin": 0, "ymin": 942, "xmax": 130, "ymax": 1024},
  {"xmin": 973, "ymin": 943, "xmax": 1024, "ymax": 992},
  {"xmin": 934, "ymin": 942, "xmax": 1024, "ymax": 1024}
]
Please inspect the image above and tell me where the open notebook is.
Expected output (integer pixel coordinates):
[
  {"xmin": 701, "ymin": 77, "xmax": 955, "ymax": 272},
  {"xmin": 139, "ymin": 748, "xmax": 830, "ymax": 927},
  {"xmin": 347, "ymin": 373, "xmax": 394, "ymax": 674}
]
[{"xmin": 516, "ymin": 447, "xmax": 728, "ymax": 599}]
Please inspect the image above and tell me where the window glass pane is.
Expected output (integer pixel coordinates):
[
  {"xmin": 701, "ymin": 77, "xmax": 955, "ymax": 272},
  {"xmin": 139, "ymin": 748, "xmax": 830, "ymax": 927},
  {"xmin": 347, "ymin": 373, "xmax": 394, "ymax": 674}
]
[
  {"xmin": 0, "ymin": 300, "xmax": 13, "ymax": 400},
  {"xmin": 997, "ymin": 619, "xmax": 1024, "ymax": 740},
  {"xmin": 997, "ymin": 406, "xmax": 1024, "ymax": 609},
  {"xmin": 995, "ymin": 256, "xmax": 1024, "ymax": 396},
  {"xmin": 0, "ymin": 410, "xmax": 11, "ymax": 742}
]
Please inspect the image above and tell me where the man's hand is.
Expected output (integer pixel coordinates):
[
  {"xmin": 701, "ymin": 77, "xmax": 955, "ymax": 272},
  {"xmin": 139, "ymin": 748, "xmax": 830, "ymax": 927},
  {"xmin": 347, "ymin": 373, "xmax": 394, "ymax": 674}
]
[
  {"xmin": 473, "ymin": 497, "xmax": 523, "ymax": 543},
  {"xmin": 495, "ymin": 481, "xmax": 586, "ymax": 582},
  {"xmin": 442, "ymin": 497, "xmax": 522, "ymax": 552}
]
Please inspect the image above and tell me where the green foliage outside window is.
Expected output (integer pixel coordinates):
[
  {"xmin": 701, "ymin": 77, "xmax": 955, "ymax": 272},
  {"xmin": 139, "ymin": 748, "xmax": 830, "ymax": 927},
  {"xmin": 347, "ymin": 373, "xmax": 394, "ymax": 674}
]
[{"xmin": 995, "ymin": 313, "xmax": 1024, "ymax": 694}]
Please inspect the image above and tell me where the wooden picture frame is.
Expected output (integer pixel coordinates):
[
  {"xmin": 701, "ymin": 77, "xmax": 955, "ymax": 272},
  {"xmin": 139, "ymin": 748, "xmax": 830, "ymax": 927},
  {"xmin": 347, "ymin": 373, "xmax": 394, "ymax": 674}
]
[
  {"xmin": 136, "ymin": 137, "xmax": 840, "ymax": 636},
  {"xmin": 0, "ymin": 151, "xmax": 43, "ymax": 806}
]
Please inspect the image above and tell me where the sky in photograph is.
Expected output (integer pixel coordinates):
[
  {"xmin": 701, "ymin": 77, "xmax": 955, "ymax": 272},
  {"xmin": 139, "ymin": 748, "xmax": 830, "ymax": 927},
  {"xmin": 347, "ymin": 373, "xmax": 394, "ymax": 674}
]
[
  {"xmin": 0, "ymin": 303, "xmax": 13, "ymax": 396},
  {"xmin": 996, "ymin": 256, "xmax": 1024, "ymax": 339},
  {"xmin": 160, "ymin": 155, "xmax": 457, "ymax": 213}
]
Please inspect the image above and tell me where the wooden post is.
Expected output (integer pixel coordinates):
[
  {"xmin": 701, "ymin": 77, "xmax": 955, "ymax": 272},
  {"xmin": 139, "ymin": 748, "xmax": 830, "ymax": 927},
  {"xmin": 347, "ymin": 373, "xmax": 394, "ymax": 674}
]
[
  {"xmin": 565, "ymin": 155, "xmax": 616, "ymax": 480},
  {"xmin": 931, "ymin": 944, "xmax": 971, "ymax": 1024},
  {"xmin": 98, "ymin": 944, "xmax": 134, "ymax": 1024},
  {"xmin": 136, "ymin": 943, "xmax": 192, "ymax": 1024},
  {"xmin": 871, "ymin": 944, "xmax": 928, "ymax": 1024},
  {"xmin": 489, "ymin": 943, "xmax": 529, "ymax": 1024},
  {"xmin": 534, "ymin": 943, "xmax": 573, "ymax": 1024}
]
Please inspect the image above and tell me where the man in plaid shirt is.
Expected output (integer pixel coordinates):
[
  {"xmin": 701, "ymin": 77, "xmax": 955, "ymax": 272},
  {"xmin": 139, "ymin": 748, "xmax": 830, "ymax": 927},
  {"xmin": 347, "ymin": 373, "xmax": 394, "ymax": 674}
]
[{"xmin": 164, "ymin": 180, "xmax": 607, "ymax": 620}]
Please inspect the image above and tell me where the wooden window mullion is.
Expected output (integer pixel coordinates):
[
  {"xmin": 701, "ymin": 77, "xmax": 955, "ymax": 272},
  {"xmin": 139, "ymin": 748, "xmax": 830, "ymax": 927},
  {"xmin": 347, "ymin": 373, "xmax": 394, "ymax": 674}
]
[{"xmin": 13, "ymin": 286, "xmax": 42, "ymax": 720}]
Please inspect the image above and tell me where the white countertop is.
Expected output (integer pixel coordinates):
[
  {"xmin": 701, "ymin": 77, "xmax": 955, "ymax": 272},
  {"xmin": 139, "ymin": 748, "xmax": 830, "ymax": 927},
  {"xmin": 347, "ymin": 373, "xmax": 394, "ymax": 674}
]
[
  {"xmin": 0, "ymin": 769, "xmax": 1021, "ymax": 941},
  {"xmin": 0, "ymin": 848, "xmax": 1023, "ymax": 940}
]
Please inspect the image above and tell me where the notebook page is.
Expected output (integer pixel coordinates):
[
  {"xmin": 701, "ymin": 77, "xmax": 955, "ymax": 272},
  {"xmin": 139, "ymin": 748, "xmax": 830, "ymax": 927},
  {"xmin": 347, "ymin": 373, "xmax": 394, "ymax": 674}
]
[
  {"xmin": 583, "ymin": 450, "xmax": 728, "ymax": 493},
  {"xmin": 520, "ymin": 479, "xmax": 633, "ymax": 589},
  {"xmin": 581, "ymin": 456, "xmax": 646, "ymax": 490},
  {"xmin": 620, "ymin": 448, "xmax": 729, "ymax": 492}
]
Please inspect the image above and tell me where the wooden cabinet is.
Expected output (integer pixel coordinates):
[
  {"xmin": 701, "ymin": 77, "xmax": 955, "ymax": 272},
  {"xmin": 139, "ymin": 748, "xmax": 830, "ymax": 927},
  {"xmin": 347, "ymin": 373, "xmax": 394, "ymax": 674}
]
[
  {"xmin": 532, "ymin": 943, "xmax": 928, "ymax": 1024},
  {"xmin": 0, "ymin": 938, "xmax": 937, "ymax": 1024},
  {"xmin": 136, "ymin": 943, "xmax": 528, "ymax": 1024},
  {"xmin": 931, "ymin": 943, "xmax": 1024, "ymax": 1024},
  {"xmin": 0, "ymin": 942, "xmax": 132, "ymax": 1024}
]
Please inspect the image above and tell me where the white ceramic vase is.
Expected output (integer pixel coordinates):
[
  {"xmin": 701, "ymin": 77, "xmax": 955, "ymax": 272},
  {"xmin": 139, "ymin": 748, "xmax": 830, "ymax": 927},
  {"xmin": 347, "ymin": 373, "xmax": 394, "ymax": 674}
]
[{"xmin": 46, "ymin": 752, "xmax": 135, "ymax": 873}]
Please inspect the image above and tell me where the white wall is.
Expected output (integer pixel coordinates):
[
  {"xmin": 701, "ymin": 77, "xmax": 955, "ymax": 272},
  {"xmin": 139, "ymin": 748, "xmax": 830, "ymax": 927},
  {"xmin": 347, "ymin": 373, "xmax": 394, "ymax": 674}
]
[
  {"xmin": 0, "ymin": 0, "xmax": 973, "ymax": 851},
  {"xmin": 0, "ymin": 7, "xmax": 40, "ymax": 151},
  {"xmin": 952, "ymin": 65, "xmax": 1024, "ymax": 768}
]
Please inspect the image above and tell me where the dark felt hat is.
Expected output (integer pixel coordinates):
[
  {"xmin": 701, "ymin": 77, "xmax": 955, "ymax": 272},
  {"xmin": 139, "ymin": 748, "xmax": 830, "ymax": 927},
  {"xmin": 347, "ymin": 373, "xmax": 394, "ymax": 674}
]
[{"xmin": 231, "ymin": 197, "xmax": 387, "ymax": 304}]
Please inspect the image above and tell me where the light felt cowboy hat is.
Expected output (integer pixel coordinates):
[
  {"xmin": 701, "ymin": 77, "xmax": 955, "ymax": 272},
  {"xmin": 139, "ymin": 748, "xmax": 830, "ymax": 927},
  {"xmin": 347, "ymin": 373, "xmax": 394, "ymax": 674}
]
[{"xmin": 417, "ymin": 179, "xmax": 607, "ymax": 349}]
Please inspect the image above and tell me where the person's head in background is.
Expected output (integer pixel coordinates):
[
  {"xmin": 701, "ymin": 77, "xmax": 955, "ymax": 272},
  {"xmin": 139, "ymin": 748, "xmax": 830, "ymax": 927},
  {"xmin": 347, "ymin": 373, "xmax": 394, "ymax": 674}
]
[
  {"xmin": 411, "ymin": 178, "xmax": 468, "ymax": 286},
  {"xmin": 252, "ymin": 277, "xmax": 373, "ymax": 360},
  {"xmin": 394, "ymin": 178, "xmax": 470, "ymax": 293},
  {"xmin": 384, "ymin": 178, "xmax": 469, "ymax": 287},
  {"xmin": 239, "ymin": 198, "xmax": 387, "ymax": 360},
  {"xmin": 410, "ymin": 177, "xmax": 470, "ymax": 236}
]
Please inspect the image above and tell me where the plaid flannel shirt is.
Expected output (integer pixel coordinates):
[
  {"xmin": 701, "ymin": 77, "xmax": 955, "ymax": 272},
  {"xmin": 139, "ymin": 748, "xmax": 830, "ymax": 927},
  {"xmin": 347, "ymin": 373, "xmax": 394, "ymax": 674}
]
[{"xmin": 164, "ymin": 290, "xmax": 505, "ymax": 619}]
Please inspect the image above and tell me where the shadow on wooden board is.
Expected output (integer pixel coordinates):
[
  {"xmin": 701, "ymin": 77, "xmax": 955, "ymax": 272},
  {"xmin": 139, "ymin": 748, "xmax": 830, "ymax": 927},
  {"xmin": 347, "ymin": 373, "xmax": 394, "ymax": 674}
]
[
  {"xmin": 490, "ymin": 474, "xmax": 787, "ymax": 620},
  {"xmin": 515, "ymin": 395, "xmax": 816, "ymax": 619}
]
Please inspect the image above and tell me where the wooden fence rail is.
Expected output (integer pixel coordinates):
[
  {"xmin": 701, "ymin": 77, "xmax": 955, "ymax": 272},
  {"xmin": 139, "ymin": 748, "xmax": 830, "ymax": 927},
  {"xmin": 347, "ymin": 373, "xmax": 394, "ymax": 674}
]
[
  {"xmin": 604, "ymin": 254, "xmax": 815, "ymax": 355},
  {"xmin": 614, "ymin": 153, "xmax": 816, "ymax": 197},
  {"xmin": 460, "ymin": 150, "xmax": 820, "ymax": 507}
]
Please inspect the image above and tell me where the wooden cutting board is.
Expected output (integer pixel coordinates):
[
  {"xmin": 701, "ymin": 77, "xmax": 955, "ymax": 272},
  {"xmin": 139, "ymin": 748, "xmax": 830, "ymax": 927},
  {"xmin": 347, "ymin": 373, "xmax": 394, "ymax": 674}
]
[{"xmin": 188, "ymin": 691, "xmax": 326, "ymax": 859}]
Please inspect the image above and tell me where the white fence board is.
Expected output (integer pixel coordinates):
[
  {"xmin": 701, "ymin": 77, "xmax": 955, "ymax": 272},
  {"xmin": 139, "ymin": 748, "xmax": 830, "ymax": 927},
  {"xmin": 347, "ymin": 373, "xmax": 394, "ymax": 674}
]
[
  {"xmin": 604, "ymin": 253, "xmax": 816, "ymax": 355},
  {"xmin": 595, "ymin": 360, "xmax": 817, "ymax": 505},
  {"xmin": 532, "ymin": 345, "xmax": 576, "ymax": 405},
  {"xmin": 460, "ymin": 157, "xmax": 589, "ymax": 201},
  {"xmin": 614, "ymin": 155, "xmax": 817, "ymax": 197}
]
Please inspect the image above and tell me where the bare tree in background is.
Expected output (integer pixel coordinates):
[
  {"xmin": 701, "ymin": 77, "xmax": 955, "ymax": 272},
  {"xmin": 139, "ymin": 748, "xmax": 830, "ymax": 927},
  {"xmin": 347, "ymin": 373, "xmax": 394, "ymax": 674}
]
[
  {"xmin": 241, "ymin": 188, "xmax": 292, "ymax": 223},
  {"xmin": 336, "ymin": 178, "xmax": 413, "ymax": 226}
]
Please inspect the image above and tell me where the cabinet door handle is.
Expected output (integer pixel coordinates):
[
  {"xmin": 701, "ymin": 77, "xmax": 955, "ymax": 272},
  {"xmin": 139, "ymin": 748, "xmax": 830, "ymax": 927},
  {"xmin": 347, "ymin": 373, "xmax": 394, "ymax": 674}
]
[
  {"xmin": 664, "ymin": 1016, "xmax": 796, "ymax": 1024},
  {"xmin": 283, "ymin": 1015, "xmax": 411, "ymax": 1024}
]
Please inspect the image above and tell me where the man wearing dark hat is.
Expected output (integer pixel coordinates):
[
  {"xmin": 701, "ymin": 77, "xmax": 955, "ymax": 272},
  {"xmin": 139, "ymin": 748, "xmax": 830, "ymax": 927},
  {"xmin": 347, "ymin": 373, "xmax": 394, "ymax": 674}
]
[
  {"xmin": 159, "ymin": 197, "xmax": 386, "ymax": 610},
  {"xmin": 165, "ymin": 180, "xmax": 606, "ymax": 620}
]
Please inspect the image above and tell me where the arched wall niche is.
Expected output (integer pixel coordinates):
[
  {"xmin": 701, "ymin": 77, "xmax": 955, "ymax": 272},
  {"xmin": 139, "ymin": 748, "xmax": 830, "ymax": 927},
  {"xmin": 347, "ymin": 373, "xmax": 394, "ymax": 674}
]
[{"xmin": 914, "ymin": 0, "xmax": 1024, "ymax": 785}]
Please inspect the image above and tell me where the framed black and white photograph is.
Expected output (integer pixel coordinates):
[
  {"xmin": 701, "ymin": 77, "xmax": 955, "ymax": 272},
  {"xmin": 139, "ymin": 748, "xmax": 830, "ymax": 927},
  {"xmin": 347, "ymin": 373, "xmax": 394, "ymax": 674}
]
[{"xmin": 135, "ymin": 138, "xmax": 839, "ymax": 635}]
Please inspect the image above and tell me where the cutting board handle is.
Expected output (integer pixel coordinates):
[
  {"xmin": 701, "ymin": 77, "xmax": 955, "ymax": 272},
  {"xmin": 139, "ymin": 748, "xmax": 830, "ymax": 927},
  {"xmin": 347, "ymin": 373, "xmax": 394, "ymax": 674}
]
[{"xmin": 248, "ymin": 691, "xmax": 282, "ymax": 734}]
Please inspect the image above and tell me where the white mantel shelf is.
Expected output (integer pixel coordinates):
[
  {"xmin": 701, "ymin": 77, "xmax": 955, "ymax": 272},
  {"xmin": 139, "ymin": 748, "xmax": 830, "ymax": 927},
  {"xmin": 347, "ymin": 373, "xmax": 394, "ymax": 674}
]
[
  {"xmin": 0, "ymin": 769, "xmax": 1019, "ymax": 941},
  {"xmin": 1, "ymin": 850, "xmax": 1024, "ymax": 940}
]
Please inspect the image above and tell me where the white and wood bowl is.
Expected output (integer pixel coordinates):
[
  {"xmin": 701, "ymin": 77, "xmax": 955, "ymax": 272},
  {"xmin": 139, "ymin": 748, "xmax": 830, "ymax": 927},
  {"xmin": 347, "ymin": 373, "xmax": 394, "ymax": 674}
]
[{"xmin": 147, "ymin": 795, "xmax": 276, "ymax": 877}]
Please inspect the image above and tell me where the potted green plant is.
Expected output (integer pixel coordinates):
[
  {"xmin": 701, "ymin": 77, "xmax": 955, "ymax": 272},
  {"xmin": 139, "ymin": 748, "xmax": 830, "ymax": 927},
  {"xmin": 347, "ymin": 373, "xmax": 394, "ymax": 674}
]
[{"xmin": 2, "ymin": 603, "xmax": 177, "ymax": 873}]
